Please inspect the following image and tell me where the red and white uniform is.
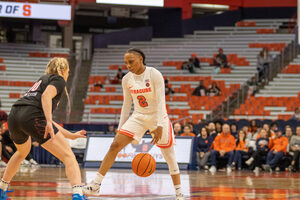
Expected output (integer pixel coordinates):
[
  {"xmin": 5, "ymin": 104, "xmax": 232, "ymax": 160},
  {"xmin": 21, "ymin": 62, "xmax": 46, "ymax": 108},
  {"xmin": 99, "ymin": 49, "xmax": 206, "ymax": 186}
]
[{"xmin": 118, "ymin": 66, "xmax": 174, "ymax": 148}]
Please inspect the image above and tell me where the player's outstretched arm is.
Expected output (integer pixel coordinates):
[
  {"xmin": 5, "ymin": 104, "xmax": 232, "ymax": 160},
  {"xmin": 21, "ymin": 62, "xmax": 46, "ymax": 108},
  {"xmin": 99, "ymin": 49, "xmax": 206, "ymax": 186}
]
[
  {"xmin": 41, "ymin": 85, "xmax": 57, "ymax": 141},
  {"xmin": 117, "ymin": 77, "xmax": 132, "ymax": 131},
  {"xmin": 53, "ymin": 121, "xmax": 86, "ymax": 140}
]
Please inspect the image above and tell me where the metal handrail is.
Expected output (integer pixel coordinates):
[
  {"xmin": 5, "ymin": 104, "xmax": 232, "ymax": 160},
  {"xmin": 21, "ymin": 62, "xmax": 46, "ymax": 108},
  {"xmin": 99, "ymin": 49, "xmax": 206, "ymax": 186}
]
[{"xmin": 67, "ymin": 49, "xmax": 83, "ymax": 122}]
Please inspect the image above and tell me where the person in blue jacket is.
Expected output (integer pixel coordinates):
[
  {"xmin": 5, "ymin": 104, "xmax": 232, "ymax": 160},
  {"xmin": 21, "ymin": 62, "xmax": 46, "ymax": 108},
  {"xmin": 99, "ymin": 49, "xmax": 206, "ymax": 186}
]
[{"xmin": 196, "ymin": 127, "xmax": 213, "ymax": 170}]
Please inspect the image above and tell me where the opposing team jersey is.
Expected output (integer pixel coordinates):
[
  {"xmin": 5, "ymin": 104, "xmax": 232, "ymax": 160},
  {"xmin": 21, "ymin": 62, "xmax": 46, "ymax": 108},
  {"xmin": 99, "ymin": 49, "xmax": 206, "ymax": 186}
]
[
  {"xmin": 118, "ymin": 66, "xmax": 167, "ymax": 130},
  {"xmin": 14, "ymin": 74, "xmax": 66, "ymax": 112}
]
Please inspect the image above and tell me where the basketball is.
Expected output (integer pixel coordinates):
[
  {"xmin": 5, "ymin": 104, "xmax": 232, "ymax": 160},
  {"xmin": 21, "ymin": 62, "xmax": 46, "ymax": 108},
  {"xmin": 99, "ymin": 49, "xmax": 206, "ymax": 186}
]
[{"xmin": 132, "ymin": 153, "xmax": 156, "ymax": 177}]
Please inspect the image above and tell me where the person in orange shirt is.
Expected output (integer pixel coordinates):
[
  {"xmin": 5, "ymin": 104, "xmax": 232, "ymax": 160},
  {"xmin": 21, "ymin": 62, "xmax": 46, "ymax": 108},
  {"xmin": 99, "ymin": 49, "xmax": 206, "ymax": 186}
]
[
  {"xmin": 262, "ymin": 130, "xmax": 288, "ymax": 172},
  {"xmin": 180, "ymin": 125, "xmax": 195, "ymax": 137},
  {"xmin": 209, "ymin": 124, "xmax": 236, "ymax": 173},
  {"xmin": 231, "ymin": 130, "xmax": 248, "ymax": 170}
]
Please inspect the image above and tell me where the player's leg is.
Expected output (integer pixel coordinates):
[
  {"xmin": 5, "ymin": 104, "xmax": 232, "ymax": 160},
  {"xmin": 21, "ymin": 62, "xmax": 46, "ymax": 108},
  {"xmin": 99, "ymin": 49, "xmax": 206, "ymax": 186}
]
[
  {"xmin": 42, "ymin": 131, "xmax": 86, "ymax": 200},
  {"xmin": 160, "ymin": 146, "xmax": 185, "ymax": 200},
  {"xmin": 0, "ymin": 138, "xmax": 31, "ymax": 200},
  {"xmin": 155, "ymin": 119, "xmax": 185, "ymax": 200},
  {"xmin": 84, "ymin": 116, "xmax": 146, "ymax": 195},
  {"xmin": 99, "ymin": 133, "xmax": 133, "ymax": 175},
  {"xmin": 84, "ymin": 133, "xmax": 133, "ymax": 195}
]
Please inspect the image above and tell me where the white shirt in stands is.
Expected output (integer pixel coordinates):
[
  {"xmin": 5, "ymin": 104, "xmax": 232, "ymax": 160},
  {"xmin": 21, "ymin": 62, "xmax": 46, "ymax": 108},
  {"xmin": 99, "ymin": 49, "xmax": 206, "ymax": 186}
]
[{"xmin": 118, "ymin": 66, "xmax": 167, "ymax": 130}]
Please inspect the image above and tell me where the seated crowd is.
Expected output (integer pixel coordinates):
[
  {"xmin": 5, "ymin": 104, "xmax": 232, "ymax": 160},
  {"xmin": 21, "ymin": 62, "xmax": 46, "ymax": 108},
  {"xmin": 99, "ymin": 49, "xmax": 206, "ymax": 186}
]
[{"xmin": 174, "ymin": 120, "xmax": 300, "ymax": 173}]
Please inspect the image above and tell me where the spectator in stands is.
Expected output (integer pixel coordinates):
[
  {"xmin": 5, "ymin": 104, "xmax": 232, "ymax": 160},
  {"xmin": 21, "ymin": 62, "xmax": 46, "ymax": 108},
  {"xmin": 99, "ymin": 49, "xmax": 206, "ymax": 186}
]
[
  {"xmin": 290, "ymin": 107, "xmax": 300, "ymax": 120},
  {"xmin": 196, "ymin": 127, "xmax": 213, "ymax": 170},
  {"xmin": 181, "ymin": 59, "xmax": 195, "ymax": 73},
  {"xmin": 270, "ymin": 122, "xmax": 278, "ymax": 134},
  {"xmin": 181, "ymin": 125, "xmax": 195, "ymax": 137},
  {"xmin": 247, "ymin": 77, "xmax": 259, "ymax": 97},
  {"xmin": 249, "ymin": 120, "xmax": 258, "ymax": 134},
  {"xmin": 190, "ymin": 53, "xmax": 200, "ymax": 68},
  {"xmin": 208, "ymin": 82, "xmax": 221, "ymax": 96},
  {"xmin": 231, "ymin": 130, "xmax": 248, "ymax": 170},
  {"xmin": 262, "ymin": 123, "xmax": 273, "ymax": 137},
  {"xmin": 207, "ymin": 122, "xmax": 218, "ymax": 140},
  {"xmin": 246, "ymin": 128, "xmax": 270, "ymax": 172},
  {"xmin": 106, "ymin": 124, "xmax": 116, "ymax": 135},
  {"xmin": 289, "ymin": 126, "xmax": 300, "ymax": 172},
  {"xmin": 164, "ymin": 79, "xmax": 175, "ymax": 95},
  {"xmin": 0, "ymin": 122, "xmax": 38, "ymax": 167},
  {"xmin": 115, "ymin": 68, "xmax": 125, "ymax": 83},
  {"xmin": 257, "ymin": 47, "xmax": 272, "ymax": 83},
  {"xmin": 215, "ymin": 121, "xmax": 223, "ymax": 134},
  {"xmin": 213, "ymin": 48, "xmax": 229, "ymax": 68},
  {"xmin": 0, "ymin": 105, "xmax": 7, "ymax": 123},
  {"xmin": 173, "ymin": 122, "xmax": 182, "ymax": 136},
  {"xmin": 94, "ymin": 81, "xmax": 103, "ymax": 89},
  {"xmin": 246, "ymin": 125, "xmax": 259, "ymax": 153},
  {"xmin": 230, "ymin": 123, "xmax": 238, "ymax": 138},
  {"xmin": 262, "ymin": 130, "xmax": 288, "ymax": 172},
  {"xmin": 242, "ymin": 126, "xmax": 249, "ymax": 134},
  {"xmin": 284, "ymin": 126, "xmax": 294, "ymax": 143},
  {"xmin": 209, "ymin": 124, "xmax": 236, "ymax": 173},
  {"xmin": 192, "ymin": 80, "xmax": 207, "ymax": 96}
]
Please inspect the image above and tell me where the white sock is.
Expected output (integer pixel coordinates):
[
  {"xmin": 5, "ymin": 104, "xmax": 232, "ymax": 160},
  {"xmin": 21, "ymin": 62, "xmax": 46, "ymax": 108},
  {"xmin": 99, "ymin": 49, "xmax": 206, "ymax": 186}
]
[
  {"xmin": 174, "ymin": 184, "xmax": 182, "ymax": 196},
  {"xmin": 94, "ymin": 173, "xmax": 104, "ymax": 184},
  {"xmin": 0, "ymin": 179, "xmax": 9, "ymax": 191},
  {"xmin": 72, "ymin": 184, "xmax": 83, "ymax": 195}
]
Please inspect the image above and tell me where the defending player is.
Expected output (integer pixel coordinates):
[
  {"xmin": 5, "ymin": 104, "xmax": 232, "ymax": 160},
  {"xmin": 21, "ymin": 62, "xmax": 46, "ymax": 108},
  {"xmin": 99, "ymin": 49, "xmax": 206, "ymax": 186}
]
[
  {"xmin": 84, "ymin": 48, "xmax": 185, "ymax": 200},
  {"xmin": 0, "ymin": 58, "xmax": 87, "ymax": 200}
]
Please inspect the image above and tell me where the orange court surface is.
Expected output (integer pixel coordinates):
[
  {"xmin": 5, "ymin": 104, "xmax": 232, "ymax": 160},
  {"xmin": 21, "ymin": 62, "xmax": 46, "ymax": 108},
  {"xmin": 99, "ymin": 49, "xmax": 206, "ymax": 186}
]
[{"xmin": 2, "ymin": 167, "xmax": 300, "ymax": 200}]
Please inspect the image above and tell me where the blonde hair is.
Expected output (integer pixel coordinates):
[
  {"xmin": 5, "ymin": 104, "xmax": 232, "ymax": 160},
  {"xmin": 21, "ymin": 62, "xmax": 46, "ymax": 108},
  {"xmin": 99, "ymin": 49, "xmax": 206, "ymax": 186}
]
[{"xmin": 45, "ymin": 57, "xmax": 71, "ymax": 114}]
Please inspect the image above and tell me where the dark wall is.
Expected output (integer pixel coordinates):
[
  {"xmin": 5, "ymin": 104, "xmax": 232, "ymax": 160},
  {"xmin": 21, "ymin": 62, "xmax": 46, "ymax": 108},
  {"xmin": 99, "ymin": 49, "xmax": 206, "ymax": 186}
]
[
  {"xmin": 93, "ymin": 26, "xmax": 153, "ymax": 48},
  {"xmin": 182, "ymin": 10, "xmax": 242, "ymax": 35},
  {"xmin": 148, "ymin": 8, "xmax": 183, "ymax": 38},
  {"xmin": 241, "ymin": 7, "xmax": 297, "ymax": 19}
]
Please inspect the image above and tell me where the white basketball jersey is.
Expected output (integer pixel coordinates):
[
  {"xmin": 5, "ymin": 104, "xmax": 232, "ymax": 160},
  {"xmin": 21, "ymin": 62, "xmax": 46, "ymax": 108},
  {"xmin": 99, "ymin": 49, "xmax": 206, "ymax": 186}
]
[{"xmin": 118, "ymin": 66, "xmax": 168, "ymax": 129}]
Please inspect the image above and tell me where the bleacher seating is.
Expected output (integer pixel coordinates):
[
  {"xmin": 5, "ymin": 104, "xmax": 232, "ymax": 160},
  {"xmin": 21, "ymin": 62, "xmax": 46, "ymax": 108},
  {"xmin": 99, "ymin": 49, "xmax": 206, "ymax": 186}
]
[
  {"xmin": 83, "ymin": 18, "xmax": 294, "ymax": 123},
  {"xmin": 0, "ymin": 43, "xmax": 70, "ymax": 114},
  {"xmin": 231, "ymin": 55, "xmax": 300, "ymax": 120}
]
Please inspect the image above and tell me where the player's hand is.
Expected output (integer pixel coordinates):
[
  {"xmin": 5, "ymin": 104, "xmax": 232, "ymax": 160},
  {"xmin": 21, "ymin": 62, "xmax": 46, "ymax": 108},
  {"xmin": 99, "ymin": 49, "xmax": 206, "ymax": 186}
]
[
  {"xmin": 5, "ymin": 146, "xmax": 13, "ymax": 153},
  {"xmin": 70, "ymin": 130, "xmax": 87, "ymax": 140},
  {"xmin": 151, "ymin": 126, "xmax": 163, "ymax": 145},
  {"xmin": 200, "ymin": 152, "xmax": 205, "ymax": 158},
  {"xmin": 219, "ymin": 151, "xmax": 226, "ymax": 157},
  {"xmin": 44, "ymin": 121, "xmax": 55, "ymax": 141}
]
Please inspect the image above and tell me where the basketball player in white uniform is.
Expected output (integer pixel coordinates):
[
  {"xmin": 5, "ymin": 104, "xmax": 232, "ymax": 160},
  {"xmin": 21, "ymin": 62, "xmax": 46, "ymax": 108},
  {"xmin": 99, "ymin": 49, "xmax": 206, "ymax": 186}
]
[{"xmin": 84, "ymin": 48, "xmax": 185, "ymax": 200}]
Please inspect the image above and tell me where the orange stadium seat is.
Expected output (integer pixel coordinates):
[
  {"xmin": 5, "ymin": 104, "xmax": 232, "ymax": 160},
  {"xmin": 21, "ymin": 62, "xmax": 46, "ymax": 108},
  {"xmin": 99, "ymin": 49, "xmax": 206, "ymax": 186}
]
[
  {"xmin": 0, "ymin": 80, "xmax": 8, "ymax": 86},
  {"xmin": 109, "ymin": 65, "xmax": 119, "ymax": 70},
  {"xmin": 0, "ymin": 65, "xmax": 6, "ymax": 71},
  {"xmin": 49, "ymin": 53, "xmax": 69, "ymax": 58},
  {"xmin": 236, "ymin": 21, "xmax": 256, "ymax": 27},
  {"xmin": 256, "ymin": 29, "xmax": 275, "ymax": 34},
  {"xmin": 9, "ymin": 93, "xmax": 20, "ymax": 99}
]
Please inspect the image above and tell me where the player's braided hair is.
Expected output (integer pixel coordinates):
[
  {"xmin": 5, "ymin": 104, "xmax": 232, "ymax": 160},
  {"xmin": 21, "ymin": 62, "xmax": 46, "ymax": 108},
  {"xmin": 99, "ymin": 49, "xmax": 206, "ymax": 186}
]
[
  {"xmin": 45, "ymin": 57, "xmax": 71, "ymax": 114},
  {"xmin": 126, "ymin": 48, "xmax": 146, "ymax": 65}
]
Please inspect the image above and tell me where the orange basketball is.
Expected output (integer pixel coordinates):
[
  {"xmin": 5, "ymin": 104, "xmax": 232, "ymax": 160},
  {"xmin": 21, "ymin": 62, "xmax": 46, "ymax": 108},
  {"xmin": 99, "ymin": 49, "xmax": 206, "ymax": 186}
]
[{"xmin": 132, "ymin": 153, "xmax": 156, "ymax": 177}]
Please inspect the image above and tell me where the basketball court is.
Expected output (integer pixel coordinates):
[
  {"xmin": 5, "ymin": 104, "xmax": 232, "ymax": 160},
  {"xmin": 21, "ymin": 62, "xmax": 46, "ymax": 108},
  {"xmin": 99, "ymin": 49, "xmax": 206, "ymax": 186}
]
[{"xmin": 3, "ymin": 167, "xmax": 300, "ymax": 199}]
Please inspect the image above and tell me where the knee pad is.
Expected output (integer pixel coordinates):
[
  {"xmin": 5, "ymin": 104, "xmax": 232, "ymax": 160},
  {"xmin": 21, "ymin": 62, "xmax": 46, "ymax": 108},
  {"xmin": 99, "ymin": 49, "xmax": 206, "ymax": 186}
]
[{"xmin": 160, "ymin": 146, "xmax": 180, "ymax": 175}]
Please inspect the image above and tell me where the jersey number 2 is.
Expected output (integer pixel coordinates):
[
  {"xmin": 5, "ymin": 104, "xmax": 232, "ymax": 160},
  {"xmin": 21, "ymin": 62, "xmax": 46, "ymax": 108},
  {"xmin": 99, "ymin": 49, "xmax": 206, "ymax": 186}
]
[{"xmin": 137, "ymin": 95, "xmax": 148, "ymax": 107}]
